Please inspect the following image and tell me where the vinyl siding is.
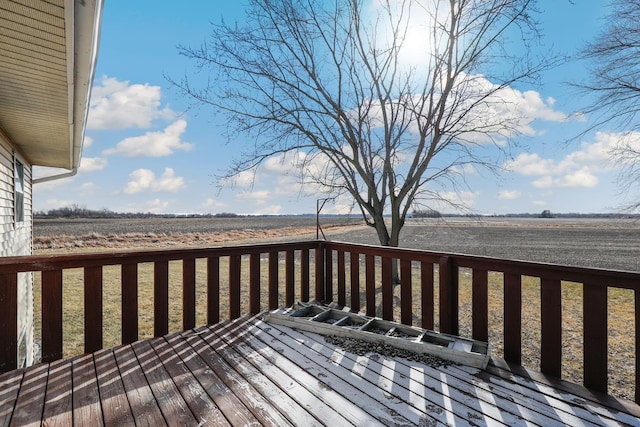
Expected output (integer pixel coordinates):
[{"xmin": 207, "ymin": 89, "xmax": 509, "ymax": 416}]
[{"xmin": 0, "ymin": 132, "xmax": 33, "ymax": 368}]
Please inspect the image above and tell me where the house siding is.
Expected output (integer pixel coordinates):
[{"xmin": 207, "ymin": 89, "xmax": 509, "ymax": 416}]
[{"xmin": 0, "ymin": 133, "xmax": 33, "ymax": 368}]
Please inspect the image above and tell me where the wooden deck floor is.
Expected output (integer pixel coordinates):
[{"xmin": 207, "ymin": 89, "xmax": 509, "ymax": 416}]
[{"xmin": 1, "ymin": 315, "xmax": 639, "ymax": 426}]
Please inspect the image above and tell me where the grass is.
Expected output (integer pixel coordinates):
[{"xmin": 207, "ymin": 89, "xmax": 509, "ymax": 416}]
[{"xmin": 32, "ymin": 250, "xmax": 636, "ymax": 402}]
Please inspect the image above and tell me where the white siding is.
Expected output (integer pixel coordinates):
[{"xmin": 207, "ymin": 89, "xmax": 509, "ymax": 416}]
[{"xmin": 0, "ymin": 133, "xmax": 33, "ymax": 367}]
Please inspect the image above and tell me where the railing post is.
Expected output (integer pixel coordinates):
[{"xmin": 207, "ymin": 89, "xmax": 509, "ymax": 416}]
[
  {"xmin": 249, "ymin": 253, "xmax": 261, "ymax": 315},
  {"xmin": 400, "ymin": 259, "xmax": 412, "ymax": 326},
  {"xmin": 421, "ymin": 262, "xmax": 434, "ymax": 330},
  {"xmin": 121, "ymin": 263, "xmax": 138, "ymax": 344},
  {"xmin": 472, "ymin": 268, "xmax": 488, "ymax": 342},
  {"xmin": 315, "ymin": 246, "xmax": 325, "ymax": 302},
  {"xmin": 0, "ymin": 272, "xmax": 17, "ymax": 372},
  {"xmin": 504, "ymin": 273, "xmax": 522, "ymax": 365},
  {"xmin": 365, "ymin": 254, "xmax": 375, "ymax": 317},
  {"xmin": 636, "ymin": 288, "xmax": 640, "ymax": 404},
  {"xmin": 584, "ymin": 282, "xmax": 607, "ymax": 393},
  {"xmin": 300, "ymin": 249, "xmax": 310, "ymax": 303},
  {"xmin": 183, "ymin": 258, "xmax": 196, "ymax": 330},
  {"xmin": 439, "ymin": 256, "xmax": 458, "ymax": 335},
  {"xmin": 42, "ymin": 270, "xmax": 63, "ymax": 362},
  {"xmin": 350, "ymin": 253, "xmax": 360, "ymax": 312},
  {"xmin": 381, "ymin": 257, "xmax": 393, "ymax": 320},
  {"xmin": 154, "ymin": 261, "xmax": 169, "ymax": 337},
  {"xmin": 84, "ymin": 266, "xmax": 103, "ymax": 354},
  {"xmin": 337, "ymin": 250, "xmax": 345, "ymax": 307},
  {"xmin": 325, "ymin": 249, "xmax": 333, "ymax": 303},
  {"xmin": 207, "ymin": 257, "xmax": 220, "ymax": 325},
  {"xmin": 268, "ymin": 252, "xmax": 279, "ymax": 310},
  {"xmin": 286, "ymin": 250, "xmax": 295, "ymax": 307},
  {"xmin": 541, "ymin": 278, "xmax": 561, "ymax": 377},
  {"xmin": 229, "ymin": 255, "xmax": 241, "ymax": 319}
]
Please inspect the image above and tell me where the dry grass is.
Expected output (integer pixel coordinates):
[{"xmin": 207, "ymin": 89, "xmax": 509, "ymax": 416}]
[{"xmin": 33, "ymin": 230, "xmax": 636, "ymax": 402}]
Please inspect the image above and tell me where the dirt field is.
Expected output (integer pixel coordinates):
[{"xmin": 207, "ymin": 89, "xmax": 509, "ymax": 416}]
[{"xmin": 32, "ymin": 216, "xmax": 640, "ymax": 401}]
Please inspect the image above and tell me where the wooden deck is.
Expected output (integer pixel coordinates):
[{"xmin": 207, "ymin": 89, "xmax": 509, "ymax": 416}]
[{"xmin": 1, "ymin": 315, "xmax": 639, "ymax": 426}]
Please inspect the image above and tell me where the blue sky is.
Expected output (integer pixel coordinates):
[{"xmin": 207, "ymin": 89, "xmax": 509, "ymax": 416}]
[{"xmin": 33, "ymin": 1, "xmax": 630, "ymax": 215}]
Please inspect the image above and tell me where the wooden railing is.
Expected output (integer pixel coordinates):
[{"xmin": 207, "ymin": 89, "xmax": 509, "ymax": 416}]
[{"xmin": 0, "ymin": 240, "xmax": 638, "ymax": 404}]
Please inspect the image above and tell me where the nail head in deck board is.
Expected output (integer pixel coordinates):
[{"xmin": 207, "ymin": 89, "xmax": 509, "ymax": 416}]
[
  {"xmin": 112, "ymin": 345, "xmax": 166, "ymax": 425},
  {"xmin": 72, "ymin": 353, "xmax": 104, "ymax": 426},
  {"xmin": 131, "ymin": 340, "xmax": 198, "ymax": 425},
  {"xmin": 93, "ymin": 348, "xmax": 135, "ymax": 426}
]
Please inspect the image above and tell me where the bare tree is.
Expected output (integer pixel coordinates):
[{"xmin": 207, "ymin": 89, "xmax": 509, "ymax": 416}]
[
  {"xmin": 172, "ymin": 0, "xmax": 550, "ymax": 249},
  {"xmin": 579, "ymin": 0, "xmax": 640, "ymax": 209}
]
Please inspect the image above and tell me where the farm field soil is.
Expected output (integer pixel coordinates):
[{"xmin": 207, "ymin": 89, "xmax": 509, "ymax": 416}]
[{"xmin": 32, "ymin": 216, "xmax": 639, "ymax": 401}]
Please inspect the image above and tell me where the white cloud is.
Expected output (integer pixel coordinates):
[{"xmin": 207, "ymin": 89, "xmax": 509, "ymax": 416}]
[
  {"xmin": 203, "ymin": 198, "xmax": 228, "ymax": 210},
  {"xmin": 80, "ymin": 157, "xmax": 107, "ymax": 172},
  {"xmin": 505, "ymin": 131, "xmax": 640, "ymax": 189},
  {"xmin": 88, "ymin": 76, "xmax": 175, "ymax": 130},
  {"xmin": 236, "ymin": 190, "xmax": 272, "ymax": 205},
  {"xmin": 124, "ymin": 168, "xmax": 186, "ymax": 194},
  {"xmin": 498, "ymin": 190, "xmax": 521, "ymax": 200},
  {"xmin": 103, "ymin": 120, "xmax": 192, "ymax": 158},
  {"xmin": 83, "ymin": 136, "xmax": 94, "ymax": 148},
  {"xmin": 79, "ymin": 182, "xmax": 98, "ymax": 193}
]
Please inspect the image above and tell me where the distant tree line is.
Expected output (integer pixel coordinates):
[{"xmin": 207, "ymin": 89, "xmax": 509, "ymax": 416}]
[{"xmin": 34, "ymin": 205, "xmax": 243, "ymax": 219}]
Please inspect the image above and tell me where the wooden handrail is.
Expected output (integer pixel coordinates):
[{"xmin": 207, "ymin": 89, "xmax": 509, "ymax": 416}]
[{"xmin": 0, "ymin": 239, "xmax": 638, "ymax": 404}]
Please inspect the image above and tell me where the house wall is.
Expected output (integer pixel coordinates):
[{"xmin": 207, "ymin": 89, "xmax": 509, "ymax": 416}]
[{"xmin": 0, "ymin": 132, "xmax": 33, "ymax": 367}]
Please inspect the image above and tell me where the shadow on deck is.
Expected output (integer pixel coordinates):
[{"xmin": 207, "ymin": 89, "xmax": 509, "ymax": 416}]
[{"xmin": 1, "ymin": 314, "xmax": 637, "ymax": 426}]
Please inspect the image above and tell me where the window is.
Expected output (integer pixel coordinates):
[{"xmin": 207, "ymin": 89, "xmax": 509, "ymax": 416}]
[{"xmin": 14, "ymin": 157, "xmax": 24, "ymax": 224}]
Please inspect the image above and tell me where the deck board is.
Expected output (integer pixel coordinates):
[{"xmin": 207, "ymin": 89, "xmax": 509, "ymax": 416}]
[{"xmin": 0, "ymin": 314, "xmax": 638, "ymax": 426}]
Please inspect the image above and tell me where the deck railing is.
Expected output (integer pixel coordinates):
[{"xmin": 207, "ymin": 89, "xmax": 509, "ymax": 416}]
[{"xmin": 0, "ymin": 240, "xmax": 638, "ymax": 404}]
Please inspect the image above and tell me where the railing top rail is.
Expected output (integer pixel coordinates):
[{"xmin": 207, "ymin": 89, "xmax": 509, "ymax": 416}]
[
  {"xmin": 0, "ymin": 240, "xmax": 322, "ymax": 273},
  {"xmin": 324, "ymin": 240, "xmax": 640, "ymax": 290}
]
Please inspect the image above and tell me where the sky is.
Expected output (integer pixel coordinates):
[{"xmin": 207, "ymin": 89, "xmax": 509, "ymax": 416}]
[{"xmin": 33, "ymin": 1, "xmax": 630, "ymax": 216}]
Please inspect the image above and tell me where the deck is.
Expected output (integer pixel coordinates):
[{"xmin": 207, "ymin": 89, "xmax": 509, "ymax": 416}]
[{"xmin": 1, "ymin": 315, "xmax": 638, "ymax": 426}]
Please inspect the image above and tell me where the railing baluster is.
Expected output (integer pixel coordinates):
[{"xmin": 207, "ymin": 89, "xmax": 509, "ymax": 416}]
[
  {"xmin": 365, "ymin": 254, "xmax": 375, "ymax": 317},
  {"xmin": 84, "ymin": 266, "xmax": 103, "ymax": 354},
  {"xmin": 382, "ymin": 257, "xmax": 393, "ymax": 320},
  {"xmin": 42, "ymin": 270, "xmax": 63, "ymax": 362},
  {"xmin": 636, "ymin": 288, "xmax": 640, "ymax": 404},
  {"xmin": 207, "ymin": 257, "xmax": 220, "ymax": 325},
  {"xmin": 121, "ymin": 263, "xmax": 138, "ymax": 344},
  {"xmin": 183, "ymin": 258, "xmax": 196, "ymax": 330},
  {"xmin": 540, "ymin": 277, "xmax": 561, "ymax": 377},
  {"xmin": 400, "ymin": 259, "xmax": 412, "ymax": 326},
  {"xmin": 285, "ymin": 250, "xmax": 295, "ymax": 307},
  {"xmin": 315, "ymin": 247, "xmax": 325, "ymax": 302},
  {"xmin": 269, "ymin": 252, "xmax": 279, "ymax": 309},
  {"xmin": 584, "ymin": 282, "xmax": 608, "ymax": 393},
  {"xmin": 504, "ymin": 273, "xmax": 522, "ymax": 365},
  {"xmin": 229, "ymin": 255, "xmax": 241, "ymax": 319},
  {"xmin": 249, "ymin": 253, "xmax": 260, "ymax": 315},
  {"xmin": 300, "ymin": 249, "xmax": 309, "ymax": 303},
  {"xmin": 472, "ymin": 268, "xmax": 488, "ymax": 342},
  {"xmin": 154, "ymin": 261, "xmax": 169, "ymax": 337},
  {"xmin": 421, "ymin": 261, "xmax": 434, "ymax": 330},
  {"xmin": 350, "ymin": 252, "xmax": 360, "ymax": 312},
  {"xmin": 0, "ymin": 272, "xmax": 17, "ymax": 372},
  {"xmin": 337, "ymin": 250, "xmax": 345, "ymax": 307},
  {"xmin": 325, "ymin": 250, "xmax": 333, "ymax": 303},
  {"xmin": 439, "ymin": 256, "xmax": 458, "ymax": 335}
]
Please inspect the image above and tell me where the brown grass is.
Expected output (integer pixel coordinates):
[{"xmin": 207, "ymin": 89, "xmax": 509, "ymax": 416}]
[{"xmin": 33, "ymin": 228, "xmax": 636, "ymax": 402}]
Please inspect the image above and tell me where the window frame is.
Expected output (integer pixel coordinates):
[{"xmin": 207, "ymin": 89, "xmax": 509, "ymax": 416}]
[{"xmin": 14, "ymin": 155, "xmax": 25, "ymax": 226}]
